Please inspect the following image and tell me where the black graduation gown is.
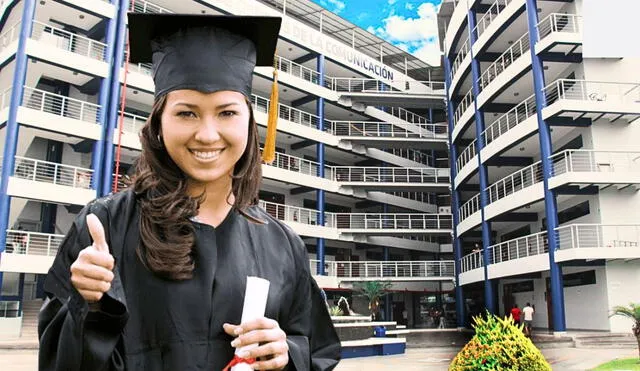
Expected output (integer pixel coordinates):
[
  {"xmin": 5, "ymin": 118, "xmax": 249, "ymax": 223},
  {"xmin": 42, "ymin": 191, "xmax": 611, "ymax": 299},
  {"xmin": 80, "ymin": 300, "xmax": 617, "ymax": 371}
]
[{"xmin": 38, "ymin": 190, "xmax": 341, "ymax": 370}]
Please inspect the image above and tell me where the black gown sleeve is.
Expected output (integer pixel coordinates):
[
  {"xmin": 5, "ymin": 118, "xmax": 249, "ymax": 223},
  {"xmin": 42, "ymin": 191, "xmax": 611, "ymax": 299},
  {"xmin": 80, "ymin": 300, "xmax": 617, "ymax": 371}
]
[
  {"xmin": 38, "ymin": 199, "xmax": 129, "ymax": 371},
  {"xmin": 281, "ymin": 232, "xmax": 341, "ymax": 371}
]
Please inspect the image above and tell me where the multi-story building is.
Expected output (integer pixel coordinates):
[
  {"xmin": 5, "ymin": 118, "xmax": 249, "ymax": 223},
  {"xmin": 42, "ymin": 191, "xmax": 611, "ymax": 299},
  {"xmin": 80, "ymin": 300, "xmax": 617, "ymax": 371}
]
[
  {"xmin": 0, "ymin": 0, "xmax": 453, "ymax": 338},
  {"xmin": 439, "ymin": 0, "xmax": 640, "ymax": 333}
]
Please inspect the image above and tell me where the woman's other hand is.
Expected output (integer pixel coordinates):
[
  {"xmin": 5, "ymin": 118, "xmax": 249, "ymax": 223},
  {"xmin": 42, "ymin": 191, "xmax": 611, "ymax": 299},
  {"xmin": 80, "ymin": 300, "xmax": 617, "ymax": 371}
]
[
  {"xmin": 70, "ymin": 214, "xmax": 115, "ymax": 303},
  {"xmin": 223, "ymin": 317, "xmax": 289, "ymax": 370}
]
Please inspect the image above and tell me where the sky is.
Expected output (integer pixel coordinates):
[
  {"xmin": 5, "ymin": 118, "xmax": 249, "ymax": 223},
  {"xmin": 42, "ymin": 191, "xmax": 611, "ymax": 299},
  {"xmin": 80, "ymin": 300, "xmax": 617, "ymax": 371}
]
[{"xmin": 310, "ymin": 0, "xmax": 443, "ymax": 66}]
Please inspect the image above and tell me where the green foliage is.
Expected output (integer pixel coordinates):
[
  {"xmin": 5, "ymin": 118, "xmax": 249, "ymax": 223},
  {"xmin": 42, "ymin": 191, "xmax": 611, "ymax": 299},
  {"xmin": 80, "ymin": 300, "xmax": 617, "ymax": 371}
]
[
  {"xmin": 449, "ymin": 312, "xmax": 551, "ymax": 371},
  {"xmin": 328, "ymin": 306, "xmax": 343, "ymax": 316},
  {"xmin": 352, "ymin": 281, "xmax": 392, "ymax": 317},
  {"xmin": 610, "ymin": 303, "xmax": 640, "ymax": 337}
]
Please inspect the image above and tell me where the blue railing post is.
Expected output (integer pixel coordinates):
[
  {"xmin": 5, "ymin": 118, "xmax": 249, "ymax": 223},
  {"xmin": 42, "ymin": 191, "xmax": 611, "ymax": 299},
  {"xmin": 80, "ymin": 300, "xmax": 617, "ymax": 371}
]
[
  {"xmin": 444, "ymin": 53, "xmax": 466, "ymax": 328},
  {"xmin": 316, "ymin": 54, "xmax": 326, "ymax": 276},
  {"xmin": 468, "ymin": 9, "xmax": 495, "ymax": 314},
  {"xmin": 526, "ymin": 0, "xmax": 566, "ymax": 333},
  {"xmin": 0, "ymin": 0, "xmax": 37, "ymax": 256},
  {"xmin": 101, "ymin": 0, "xmax": 128, "ymax": 196},
  {"xmin": 92, "ymin": 0, "xmax": 120, "ymax": 193}
]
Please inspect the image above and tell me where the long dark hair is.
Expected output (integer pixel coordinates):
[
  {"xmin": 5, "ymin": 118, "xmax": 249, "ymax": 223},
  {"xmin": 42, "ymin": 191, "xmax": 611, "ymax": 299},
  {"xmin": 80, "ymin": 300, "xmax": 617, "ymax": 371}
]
[{"xmin": 132, "ymin": 94, "xmax": 262, "ymax": 280}]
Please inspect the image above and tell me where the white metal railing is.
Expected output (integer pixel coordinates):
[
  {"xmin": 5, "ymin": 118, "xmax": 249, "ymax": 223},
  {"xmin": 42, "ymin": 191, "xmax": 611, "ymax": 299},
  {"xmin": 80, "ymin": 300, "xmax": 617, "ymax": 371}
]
[
  {"xmin": 482, "ymin": 93, "xmax": 536, "ymax": 147},
  {"xmin": 12, "ymin": 156, "xmax": 94, "ymax": 189},
  {"xmin": 545, "ymin": 79, "xmax": 640, "ymax": 106},
  {"xmin": 251, "ymin": 94, "xmax": 322, "ymax": 130},
  {"xmin": 22, "ymin": 86, "xmax": 101, "ymax": 123},
  {"xmin": 1, "ymin": 87, "xmax": 11, "ymax": 109},
  {"xmin": 331, "ymin": 78, "xmax": 444, "ymax": 94},
  {"xmin": 390, "ymin": 191, "xmax": 436, "ymax": 204},
  {"xmin": 276, "ymin": 55, "xmax": 326, "ymax": 86},
  {"xmin": 332, "ymin": 167, "xmax": 448, "ymax": 183},
  {"xmin": 538, "ymin": 13, "xmax": 582, "ymax": 39},
  {"xmin": 0, "ymin": 22, "xmax": 20, "ymax": 51},
  {"xmin": 330, "ymin": 121, "xmax": 447, "ymax": 138},
  {"xmin": 334, "ymin": 213, "xmax": 452, "ymax": 230},
  {"xmin": 310, "ymin": 260, "xmax": 455, "ymax": 278},
  {"xmin": 265, "ymin": 151, "xmax": 333, "ymax": 179},
  {"xmin": 450, "ymin": 37, "xmax": 470, "ymax": 80},
  {"xmin": 31, "ymin": 21, "xmax": 107, "ymax": 61},
  {"xmin": 387, "ymin": 148, "xmax": 434, "ymax": 166},
  {"xmin": 123, "ymin": 50, "xmax": 153, "ymax": 75},
  {"xmin": 556, "ymin": 224, "xmax": 640, "ymax": 250},
  {"xmin": 129, "ymin": 0, "xmax": 171, "ymax": 13},
  {"xmin": 5, "ymin": 229, "xmax": 64, "ymax": 256},
  {"xmin": 489, "ymin": 231, "xmax": 548, "ymax": 264},
  {"xmin": 479, "ymin": 31, "xmax": 530, "ymax": 91},
  {"xmin": 456, "ymin": 139, "xmax": 477, "ymax": 173},
  {"xmin": 453, "ymin": 88, "xmax": 474, "ymax": 129},
  {"xmin": 551, "ymin": 150, "xmax": 640, "ymax": 176},
  {"xmin": 388, "ymin": 107, "xmax": 430, "ymax": 124},
  {"xmin": 258, "ymin": 200, "xmax": 336, "ymax": 227},
  {"xmin": 473, "ymin": 0, "xmax": 514, "ymax": 38},
  {"xmin": 119, "ymin": 111, "xmax": 147, "ymax": 134},
  {"xmin": 0, "ymin": 301, "xmax": 20, "ymax": 318},
  {"xmin": 460, "ymin": 251, "xmax": 484, "ymax": 273},
  {"xmin": 459, "ymin": 193, "xmax": 480, "ymax": 222},
  {"xmin": 487, "ymin": 161, "xmax": 543, "ymax": 204}
]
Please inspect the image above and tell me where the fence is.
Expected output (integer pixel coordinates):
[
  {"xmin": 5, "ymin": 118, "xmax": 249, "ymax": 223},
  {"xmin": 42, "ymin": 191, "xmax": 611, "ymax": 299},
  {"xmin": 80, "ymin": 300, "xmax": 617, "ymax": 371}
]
[
  {"xmin": 32, "ymin": 21, "xmax": 107, "ymax": 61},
  {"xmin": 310, "ymin": 260, "xmax": 455, "ymax": 278},
  {"xmin": 482, "ymin": 93, "xmax": 536, "ymax": 147},
  {"xmin": 4, "ymin": 229, "xmax": 65, "ymax": 256},
  {"xmin": 333, "ymin": 213, "xmax": 452, "ymax": 230},
  {"xmin": 489, "ymin": 231, "xmax": 548, "ymax": 264},
  {"xmin": 545, "ymin": 79, "xmax": 640, "ymax": 106},
  {"xmin": 551, "ymin": 150, "xmax": 640, "ymax": 176},
  {"xmin": 13, "ymin": 156, "xmax": 94, "ymax": 189},
  {"xmin": 486, "ymin": 161, "xmax": 543, "ymax": 204},
  {"xmin": 537, "ymin": 13, "xmax": 582, "ymax": 39},
  {"xmin": 22, "ymin": 86, "xmax": 101, "ymax": 124},
  {"xmin": 556, "ymin": 224, "xmax": 640, "ymax": 250},
  {"xmin": 332, "ymin": 167, "xmax": 447, "ymax": 183}
]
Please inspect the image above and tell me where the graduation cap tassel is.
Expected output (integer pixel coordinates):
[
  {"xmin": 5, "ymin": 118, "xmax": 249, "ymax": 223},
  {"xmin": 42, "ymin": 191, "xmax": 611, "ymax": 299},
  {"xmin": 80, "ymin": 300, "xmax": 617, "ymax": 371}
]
[{"xmin": 262, "ymin": 57, "xmax": 279, "ymax": 164}]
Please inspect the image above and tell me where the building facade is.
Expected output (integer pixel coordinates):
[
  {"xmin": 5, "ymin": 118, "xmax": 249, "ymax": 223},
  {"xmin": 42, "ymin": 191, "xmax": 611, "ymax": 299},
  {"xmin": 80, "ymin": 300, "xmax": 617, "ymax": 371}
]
[
  {"xmin": 440, "ymin": 0, "xmax": 640, "ymax": 333},
  {"xmin": 0, "ymin": 0, "xmax": 452, "ymax": 338}
]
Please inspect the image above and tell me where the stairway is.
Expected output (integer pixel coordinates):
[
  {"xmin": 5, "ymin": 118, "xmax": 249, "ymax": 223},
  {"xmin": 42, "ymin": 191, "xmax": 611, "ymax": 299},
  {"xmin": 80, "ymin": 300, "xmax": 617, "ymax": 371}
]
[
  {"xmin": 573, "ymin": 333, "xmax": 638, "ymax": 349},
  {"xmin": 19, "ymin": 300, "xmax": 42, "ymax": 340}
]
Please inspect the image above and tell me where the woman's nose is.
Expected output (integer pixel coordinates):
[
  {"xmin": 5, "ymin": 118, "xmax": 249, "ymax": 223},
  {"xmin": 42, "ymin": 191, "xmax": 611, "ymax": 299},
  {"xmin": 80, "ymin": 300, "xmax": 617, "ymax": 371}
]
[{"xmin": 194, "ymin": 118, "xmax": 221, "ymax": 143}]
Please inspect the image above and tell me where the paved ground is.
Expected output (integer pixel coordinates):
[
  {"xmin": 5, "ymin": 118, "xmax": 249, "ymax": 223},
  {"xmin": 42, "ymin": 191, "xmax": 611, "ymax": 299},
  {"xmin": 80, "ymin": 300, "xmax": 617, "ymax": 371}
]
[{"xmin": 0, "ymin": 347, "xmax": 636, "ymax": 370}]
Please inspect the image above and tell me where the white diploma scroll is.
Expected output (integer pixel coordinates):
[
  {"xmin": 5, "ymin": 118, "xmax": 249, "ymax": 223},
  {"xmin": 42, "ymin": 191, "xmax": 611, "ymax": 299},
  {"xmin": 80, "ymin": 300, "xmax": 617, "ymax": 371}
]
[{"xmin": 232, "ymin": 276, "xmax": 271, "ymax": 371}]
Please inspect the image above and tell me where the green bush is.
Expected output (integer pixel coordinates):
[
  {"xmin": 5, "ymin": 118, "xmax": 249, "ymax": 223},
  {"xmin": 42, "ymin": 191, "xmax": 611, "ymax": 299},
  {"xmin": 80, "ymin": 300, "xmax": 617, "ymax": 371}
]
[{"xmin": 449, "ymin": 312, "xmax": 551, "ymax": 371}]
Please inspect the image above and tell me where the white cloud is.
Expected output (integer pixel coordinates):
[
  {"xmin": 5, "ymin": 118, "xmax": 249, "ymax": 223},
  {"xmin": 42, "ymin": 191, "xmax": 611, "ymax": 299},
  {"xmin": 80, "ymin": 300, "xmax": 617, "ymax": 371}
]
[
  {"xmin": 388, "ymin": 0, "xmax": 398, "ymax": 4},
  {"xmin": 405, "ymin": 3, "xmax": 414, "ymax": 10},
  {"xmin": 321, "ymin": 0, "xmax": 346, "ymax": 13},
  {"xmin": 372, "ymin": 2, "xmax": 442, "ymax": 66}
]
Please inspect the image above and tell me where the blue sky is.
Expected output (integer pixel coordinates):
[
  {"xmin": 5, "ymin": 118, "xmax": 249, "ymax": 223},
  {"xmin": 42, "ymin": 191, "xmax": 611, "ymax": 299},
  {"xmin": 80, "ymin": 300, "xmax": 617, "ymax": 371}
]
[{"xmin": 310, "ymin": 0, "xmax": 443, "ymax": 66}]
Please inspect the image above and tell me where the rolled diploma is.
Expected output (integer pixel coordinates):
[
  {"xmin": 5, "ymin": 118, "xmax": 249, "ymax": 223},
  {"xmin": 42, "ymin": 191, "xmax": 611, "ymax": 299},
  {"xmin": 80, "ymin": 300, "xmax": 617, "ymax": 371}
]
[{"xmin": 232, "ymin": 276, "xmax": 271, "ymax": 371}]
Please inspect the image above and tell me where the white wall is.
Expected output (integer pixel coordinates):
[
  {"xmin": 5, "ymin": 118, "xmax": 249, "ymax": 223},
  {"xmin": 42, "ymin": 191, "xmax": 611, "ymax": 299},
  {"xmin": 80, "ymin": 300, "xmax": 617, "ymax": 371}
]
[
  {"xmin": 605, "ymin": 260, "xmax": 640, "ymax": 333},
  {"xmin": 598, "ymin": 188, "xmax": 640, "ymax": 225}
]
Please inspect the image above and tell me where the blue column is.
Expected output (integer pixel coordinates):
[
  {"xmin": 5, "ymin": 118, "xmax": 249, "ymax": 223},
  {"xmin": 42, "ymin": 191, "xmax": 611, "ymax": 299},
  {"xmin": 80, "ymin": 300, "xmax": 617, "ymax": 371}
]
[
  {"xmin": 525, "ymin": 0, "xmax": 566, "ymax": 333},
  {"xmin": 0, "ymin": 0, "xmax": 37, "ymax": 257},
  {"xmin": 467, "ymin": 9, "xmax": 495, "ymax": 314},
  {"xmin": 316, "ymin": 54, "xmax": 326, "ymax": 275},
  {"xmin": 383, "ymin": 203, "xmax": 391, "ymax": 320},
  {"xmin": 18, "ymin": 273, "xmax": 24, "ymax": 315},
  {"xmin": 101, "ymin": 0, "xmax": 127, "ymax": 196},
  {"xmin": 443, "ymin": 55, "xmax": 465, "ymax": 328},
  {"xmin": 91, "ymin": 0, "xmax": 120, "ymax": 193}
]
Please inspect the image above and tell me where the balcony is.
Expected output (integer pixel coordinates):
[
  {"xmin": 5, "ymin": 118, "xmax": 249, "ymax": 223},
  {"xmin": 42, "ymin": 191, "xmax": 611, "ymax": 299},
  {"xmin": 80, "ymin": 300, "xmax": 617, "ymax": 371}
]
[
  {"xmin": 311, "ymin": 260, "xmax": 455, "ymax": 281},
  {"xmin": 556, "ymin": 224, "xmax": 640, "ymax": 262},
  {"xmin": 1, "ymin": 230, "xmax": 64, "ymax": 273},
  {"xmin": 334, "ymin": 213, "xmax": 452, "ymax": 235},
  {"xmin": 449, "ymin": 37, "xmax": 471, "ymax": 96},
  {"xmin": 333, "ymin": 166, "xmax": 450, "ymax": 192},
  {"xmin": 485, "ymin": 161, "xmax": 544, "ymax": 218},
  {"xmin": 459, "ymin": 250, "xmax": 484, "ymax": 285},
  {"xmin": 330, "ymin": 120, "xmax": 448, "ymax": 150},
  {"xmin": 480, "ymin": 94, "xmax": 537, "ymax": 163},
  {"xmin": 31, "ymin": 21, "xmax": 107, "ymax": 61},
  {"xmin": 7, "ymin": 156, "xmax": 97, "ymax": 205},
  {"xmin": 549, "ymin": 150, "xmax": 640, "ymax": 190},
  {"xmin": 457, "ymin": 193, "xmax": 481, "ymax": 236},
  {"xmin": 455, "ymin": 139, "xmax": 477, "ymax": 186},
  {"xmin": 129, "ymin": 0, "xmax": 171, "ymax": 13},
  {"xmin": 452, "ymin": 88, "xmax": 474, "ymax": 140},
  {"xmin": 543, "ymin": 79, "xmax": 640, "ymax": 123},
  {"xmin": 0, "ymin": 22, "xmax": 19, "ymax": 60},
  {"xmin": 471, "ymin": 0, "xmax": 525, "ymax": 56},
  {"xmin": 536, "ymin": 13, "xmax": 582, "ymax": 54}
]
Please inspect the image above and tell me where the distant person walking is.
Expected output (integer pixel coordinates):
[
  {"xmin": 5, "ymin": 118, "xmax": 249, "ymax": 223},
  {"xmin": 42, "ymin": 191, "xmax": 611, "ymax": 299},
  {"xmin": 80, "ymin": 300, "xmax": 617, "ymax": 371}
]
[
  {"xmin": 510, "ymin": 304, "xmax": 522, "ymax": 325},
  {"xmin": 522, "ymin": 302, "xmax": 535, "ymax": 336}
]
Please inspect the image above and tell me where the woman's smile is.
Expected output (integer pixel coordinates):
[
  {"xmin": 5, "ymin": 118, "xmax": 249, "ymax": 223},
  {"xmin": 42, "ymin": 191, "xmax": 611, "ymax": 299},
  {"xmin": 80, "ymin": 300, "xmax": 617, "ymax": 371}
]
[{"xmin": 189, "ymin": 148, "xmax": 225, "ymax": 162}]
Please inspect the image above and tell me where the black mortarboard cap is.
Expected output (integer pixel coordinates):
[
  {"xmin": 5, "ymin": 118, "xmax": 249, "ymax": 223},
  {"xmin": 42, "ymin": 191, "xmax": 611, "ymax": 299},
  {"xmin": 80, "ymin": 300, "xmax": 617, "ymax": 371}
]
[{"xmin": 127, "ymin": 13, "xmax": 282, "ymax": 99}]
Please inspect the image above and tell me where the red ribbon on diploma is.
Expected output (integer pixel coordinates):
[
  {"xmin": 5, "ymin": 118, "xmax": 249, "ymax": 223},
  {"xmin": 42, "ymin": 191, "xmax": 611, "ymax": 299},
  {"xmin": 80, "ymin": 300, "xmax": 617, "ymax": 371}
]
[{"xmin": 222, "ymin": 354, "xmax": 256, "ymax": 371}]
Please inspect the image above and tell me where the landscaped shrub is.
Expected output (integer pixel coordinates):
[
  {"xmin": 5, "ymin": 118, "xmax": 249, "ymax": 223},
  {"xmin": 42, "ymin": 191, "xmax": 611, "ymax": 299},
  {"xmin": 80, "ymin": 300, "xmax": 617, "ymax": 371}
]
[{"xmin": 449, "ymin": 312, "xmax": 551, "ymax": 371}]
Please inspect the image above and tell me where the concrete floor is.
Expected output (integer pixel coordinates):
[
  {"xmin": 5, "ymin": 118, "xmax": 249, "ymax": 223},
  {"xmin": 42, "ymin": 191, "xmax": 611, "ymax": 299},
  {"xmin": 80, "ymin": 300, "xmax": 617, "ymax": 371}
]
[{"xmin": 1, "ymin": 347, "xmax": 636, "ymax": 371}]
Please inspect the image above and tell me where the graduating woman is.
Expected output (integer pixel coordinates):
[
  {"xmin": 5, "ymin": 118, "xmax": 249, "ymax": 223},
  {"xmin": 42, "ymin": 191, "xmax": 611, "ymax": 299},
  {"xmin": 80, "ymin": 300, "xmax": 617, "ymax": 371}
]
[{"xmin": 38, "ymin": 13, "xmax": 341, "ymax": 371}]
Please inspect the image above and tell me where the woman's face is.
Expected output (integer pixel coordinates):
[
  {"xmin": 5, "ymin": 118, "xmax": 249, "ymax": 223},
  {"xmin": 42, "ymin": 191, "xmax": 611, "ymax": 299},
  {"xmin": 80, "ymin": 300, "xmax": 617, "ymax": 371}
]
[{"xmin": 160, "ymin": 89, "xmax": 250, "ymax": 189}]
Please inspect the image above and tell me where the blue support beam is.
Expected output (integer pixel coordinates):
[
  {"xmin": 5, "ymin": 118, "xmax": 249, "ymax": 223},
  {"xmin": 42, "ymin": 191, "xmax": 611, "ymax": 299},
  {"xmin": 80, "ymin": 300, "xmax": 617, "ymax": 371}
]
[
  {"xmin": 443, "ymin": 54, "xmax": 466, "ymax": 329},
  {"xmin": 92, "ymin": 0, "xmax": 119, "ymax": 193},
  {"xmin": 468, "ymin": 9, "xmax": 495, "ymax": 314},
  {"xmin": 0, "ymin": 0, "xmax": 37, "ymax": 258},
  {"xmin": 316, "ymin": 54, "xmax": 326, "ymax": 276},
  {"xmin": 525, "ymin": 0, "xmax": 566, "ymax": 333},
  {"xmin": 100, "ymin": 0, "xmax": 127, "ymax": 196}
]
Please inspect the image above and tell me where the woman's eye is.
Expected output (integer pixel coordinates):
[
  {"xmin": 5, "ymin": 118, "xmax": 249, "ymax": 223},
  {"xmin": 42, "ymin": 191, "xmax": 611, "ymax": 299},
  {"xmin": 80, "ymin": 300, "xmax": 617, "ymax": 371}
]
[
  {"xmin": 177, "ymin": 111, "xmax": 196, "ymax": 118},
  {"xmin": 220, "ymin": 110, "xmax": 238, "ymax": 118}
]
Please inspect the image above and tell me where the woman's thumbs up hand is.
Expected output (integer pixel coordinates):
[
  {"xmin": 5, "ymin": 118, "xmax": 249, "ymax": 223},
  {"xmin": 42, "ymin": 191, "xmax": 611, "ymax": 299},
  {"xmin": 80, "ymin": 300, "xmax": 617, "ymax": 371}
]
[{"xmin": 70, "ymin": 214, "xmax": 115, "ymax": 303}]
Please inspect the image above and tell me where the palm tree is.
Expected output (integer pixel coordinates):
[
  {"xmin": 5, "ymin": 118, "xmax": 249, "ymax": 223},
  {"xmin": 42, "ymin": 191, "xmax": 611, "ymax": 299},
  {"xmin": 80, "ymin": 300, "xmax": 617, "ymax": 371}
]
[
  {"xmin": 353, "ymin": 281, "xmax": 392, "ymax": 319},
  {"xmin": 610, "ymin": 303, "xmax": 640, "ymax": 359}
]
